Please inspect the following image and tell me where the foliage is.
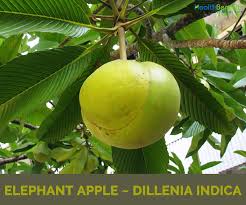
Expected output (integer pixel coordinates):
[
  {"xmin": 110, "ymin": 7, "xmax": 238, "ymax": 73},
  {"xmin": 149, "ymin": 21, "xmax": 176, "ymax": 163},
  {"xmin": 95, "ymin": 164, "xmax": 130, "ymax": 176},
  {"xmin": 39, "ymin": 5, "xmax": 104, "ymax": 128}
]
[{"xmin": 0, "ymin": 0, "xmax": 245, "ymax": 174}]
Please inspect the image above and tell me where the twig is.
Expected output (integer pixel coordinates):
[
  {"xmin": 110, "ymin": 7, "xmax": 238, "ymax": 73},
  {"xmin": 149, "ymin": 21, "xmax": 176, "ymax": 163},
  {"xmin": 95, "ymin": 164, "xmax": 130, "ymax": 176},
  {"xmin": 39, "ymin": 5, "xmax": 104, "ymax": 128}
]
[
  {"xmin": 227, "ymin": 8, "xmax": 246, "ymax": 40},
  {"xmin": 11, "ymin": 120, "xmax": 38, "ymax": 130},
  {"xmin": 0, "ymin": 155, "xmax": 28, "ymax": 166}
]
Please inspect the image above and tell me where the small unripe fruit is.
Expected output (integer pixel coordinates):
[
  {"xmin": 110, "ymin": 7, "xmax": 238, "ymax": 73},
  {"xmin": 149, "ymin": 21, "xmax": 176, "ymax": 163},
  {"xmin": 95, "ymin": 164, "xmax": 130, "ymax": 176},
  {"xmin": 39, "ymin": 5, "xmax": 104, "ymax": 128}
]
[{"xmin": 79, "ymin": 60, "xmax": 180, "ymax": 149}]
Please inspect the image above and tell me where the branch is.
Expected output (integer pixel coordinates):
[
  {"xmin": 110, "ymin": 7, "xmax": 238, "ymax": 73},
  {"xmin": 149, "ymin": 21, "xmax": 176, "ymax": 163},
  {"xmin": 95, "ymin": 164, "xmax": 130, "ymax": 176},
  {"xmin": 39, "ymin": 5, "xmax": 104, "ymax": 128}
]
[
  {"xmin": 111, "ymin": 37, "xmax": 246, "ymax": 60},
  {"xmin": 166, "ymin": 39, "xmax": 246, "ymax": 49},
  {"xmin": 166, "ymin": 0, "xmax": 237, "ymax": 37},
  {"xmin": 0, "ymin": 155, "xmax": 28, "ymax": 166},
  {"xmin": 11, "ymin": 120, "xmax": 38, "ymax": 130},
  {"xmin": 153, "ymin": 31, "xmax": 246, "ymax": 49}
]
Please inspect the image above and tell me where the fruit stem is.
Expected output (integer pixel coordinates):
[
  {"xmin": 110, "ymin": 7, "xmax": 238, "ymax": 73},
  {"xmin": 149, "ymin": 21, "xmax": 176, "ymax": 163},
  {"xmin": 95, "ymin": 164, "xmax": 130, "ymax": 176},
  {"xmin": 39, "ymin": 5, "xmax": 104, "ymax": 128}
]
[{"xmin": 118, "ymin": 26, "xmax": 127, "ymax": 60}]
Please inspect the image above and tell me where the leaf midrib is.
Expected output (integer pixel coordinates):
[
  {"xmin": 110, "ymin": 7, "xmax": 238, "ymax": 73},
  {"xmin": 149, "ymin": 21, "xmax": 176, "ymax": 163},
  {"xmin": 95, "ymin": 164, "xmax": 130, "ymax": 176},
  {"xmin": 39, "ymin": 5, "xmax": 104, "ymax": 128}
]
[
  {"xmin": 0, "ymin": 47, "xmax": 91, "ymax": 111},
  {"xmin": 0, "ymin": 10, "xmax": 89, "ymax": 28}
]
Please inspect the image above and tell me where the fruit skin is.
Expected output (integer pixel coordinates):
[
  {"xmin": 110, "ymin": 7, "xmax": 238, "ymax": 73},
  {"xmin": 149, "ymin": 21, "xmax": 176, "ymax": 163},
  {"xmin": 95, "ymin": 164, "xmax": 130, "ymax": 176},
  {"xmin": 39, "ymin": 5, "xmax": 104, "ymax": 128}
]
[{"xmin": 79, "ymin": 60, "xmax": 180, "ymax": 149}]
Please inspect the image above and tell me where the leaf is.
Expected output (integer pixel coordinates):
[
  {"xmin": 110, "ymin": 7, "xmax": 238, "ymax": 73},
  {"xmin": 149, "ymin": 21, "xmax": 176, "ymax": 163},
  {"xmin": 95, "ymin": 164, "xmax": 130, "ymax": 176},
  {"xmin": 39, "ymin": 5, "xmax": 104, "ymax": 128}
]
[
  {"xmin": 138, "ymin": 39, "xmax": 234, "ymax": 135},
  {"xmin": 183, "ymin": 121, "xmax": 205, "ymax": 138},
  {"xmin": 207, "ymin": 135, "xmax": 221, "ymax": 150},
  {"xmin": 0, "ymin": 35, "xmax": 23, "ymax": 64},
  {"xmin": 153, "ymin": 0, "xmax": 194, "ymax": 15},
  {"xmin": 230, "ymin": 68, "xmax": 246, "ymax": 89},
  {"xmin": 171, "ymin": 117, "xmax": 190, "ymax": 135},
  {"xmin": 234, "ymin": 150, "xmax": 246, "ymax": 158},
  {"xmin": 203, "ymin": 70, "xmax": 233, "ymax": 80},
  {"xmin": 188, "ymin": 154, "xmax": 202, "ymax": 174},
  {"xmin": 60, "ymin": 147, "xmax": 88, "ymax": 174},
  {"xmin": 186, "ymin": 129, "xmax": 211, "ymax": 158},
  {"xmin": 112, "ymin": 139, "xmax": 169, "ymax": 174},
  {"xmin": 168, "ymin": 164, "xmax": 181, "ymax": 174},
  {"xmin": 221, "ymin": 134, "xmax": 233, "ymax": 157},
  {"xmin": 89, "ymin": 136, "xmax": 112, "ymax": 162},
  {"xmin": 0, "ymin": 44, "xmax": 100, "ymax": 134},
  {"xmin": 51, "ymin": 147, "xmax": 77, "ymax": 162},
  {"xmin": 169, "ymin": 152, "xmax": 185, "ymax": 174},
  {"xmin": 0, "ymin": 125, "xmax": 19, "ymax": 143},
  {"xmin": 201, "ymin": 161, "xmax": 221, "ymax": 170},
  {"xmin": 0, "ymin": 0, "xmax": 91, "ymax": 37},
  {"xmin": 206, "ymin": 76, "xmax": 246, "ymax": 107},
  {"xmin": 37, "ymin": 75, "xmax": 92, "ymax": 143},
  {"xmin": 210, "ymin": 90, "xmax": 246, "ymax": 123}
]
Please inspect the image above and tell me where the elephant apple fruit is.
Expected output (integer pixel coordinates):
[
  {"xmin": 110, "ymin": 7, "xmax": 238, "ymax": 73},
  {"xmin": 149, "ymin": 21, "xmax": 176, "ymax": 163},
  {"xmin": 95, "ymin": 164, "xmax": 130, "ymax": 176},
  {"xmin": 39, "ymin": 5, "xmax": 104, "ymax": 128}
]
[{"xmin": 79, "ymin": 60, "xmax": 180, "ymax": 149}]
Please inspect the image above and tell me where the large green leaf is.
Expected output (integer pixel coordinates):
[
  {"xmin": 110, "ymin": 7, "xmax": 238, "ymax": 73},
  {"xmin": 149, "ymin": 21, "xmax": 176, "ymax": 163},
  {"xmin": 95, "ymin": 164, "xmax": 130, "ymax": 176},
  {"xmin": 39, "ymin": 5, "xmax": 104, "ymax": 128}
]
[
  {"xmin": 112, "ymin": 139, "xmax": 169, "ymax": 174},
  {"xmin": 153, "ymin": 0, "xmax": 194, "ymax": 15},
  {"xmin": 0, "ymin": 0, "xmax": 91, "ymax": 37},
  {"xmin": 0, "ymin": 44, "xmax": 100, "ymax": 134},
  {"xmin": 138, "ymin": 39, "xmax": 235, "ymax": 135},
  {"xmin": 37, "ymin": 76, "xmax": 91, "ymax": 143}
]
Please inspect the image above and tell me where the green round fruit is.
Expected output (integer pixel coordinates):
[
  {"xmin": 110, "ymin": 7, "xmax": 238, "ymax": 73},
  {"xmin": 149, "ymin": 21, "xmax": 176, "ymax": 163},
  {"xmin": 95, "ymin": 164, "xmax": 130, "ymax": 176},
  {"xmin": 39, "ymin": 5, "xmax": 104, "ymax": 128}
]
[{"xmin": 79, "ymin": 60, "xmax": 180, "ymax": 149}]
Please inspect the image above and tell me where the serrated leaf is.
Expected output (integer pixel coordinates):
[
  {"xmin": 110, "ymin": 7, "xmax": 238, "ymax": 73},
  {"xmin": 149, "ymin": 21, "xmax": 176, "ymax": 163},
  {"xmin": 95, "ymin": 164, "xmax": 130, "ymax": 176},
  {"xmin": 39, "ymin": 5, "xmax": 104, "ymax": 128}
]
[
  {"xmin": 0, "ymin": 44, "xmax": 101, "ymax": 134},
  {"xmin": 138, "ymin": 39, "xmax": 234, "ymax": 134},
  {"xmin": 37, "ymin": 76, "xmax": 92, "ymax": 143},
  {"xmin": 183, "ymin": 121, "xmax": 205, "ymax": 138},
  {"xmin": 112, "ymin": 139, "xmax": 169, "ymax": 174},
  {"xmin": 0, "ymin": 0, "xmax": 91, "ymax": 37}
]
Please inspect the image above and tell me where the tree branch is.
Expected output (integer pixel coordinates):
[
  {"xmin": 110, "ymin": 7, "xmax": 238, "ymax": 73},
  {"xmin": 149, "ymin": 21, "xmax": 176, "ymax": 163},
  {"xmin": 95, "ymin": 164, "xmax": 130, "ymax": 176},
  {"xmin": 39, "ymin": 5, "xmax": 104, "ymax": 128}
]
[
  {"xmin": 111, "ymin": 37, "xmax": 246, "ymax": 60},
  {"xmin": 166, "ymin": 39, "xmax": 246, "ymax": 49},
  {"xmin": 0, "ymin": 155, "xmax": 28, "ymax": 166},
  {"xmin": 11, "ymin": 120, "xmax": 38, "ymax": 130}
]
